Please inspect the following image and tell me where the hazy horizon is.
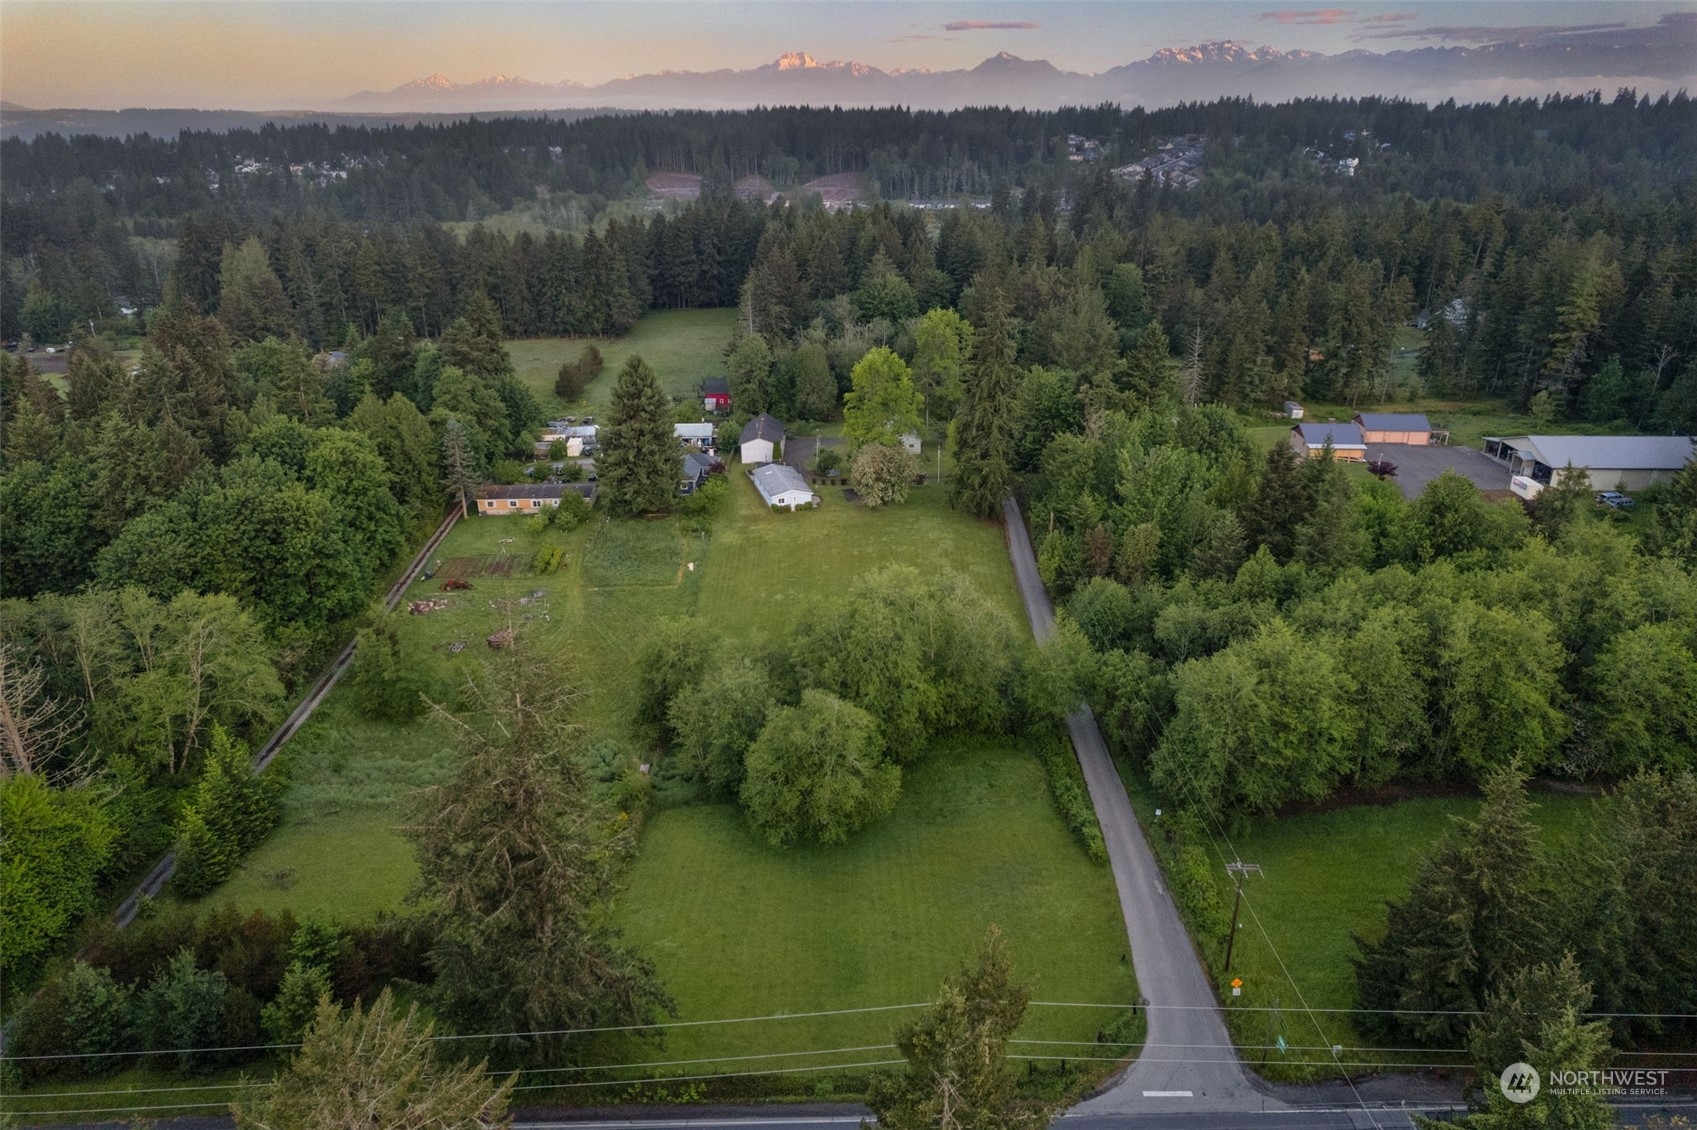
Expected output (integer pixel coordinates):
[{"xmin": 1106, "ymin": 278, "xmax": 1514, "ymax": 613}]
[{"xmin": 4, "ymin": 0, "xmax": 1692, "ymax": 112}]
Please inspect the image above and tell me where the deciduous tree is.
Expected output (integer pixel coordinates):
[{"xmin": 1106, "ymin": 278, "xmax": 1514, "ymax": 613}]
[{"xmin": 740, "ymin": 689, "xmax": 899, "ymax": 847}]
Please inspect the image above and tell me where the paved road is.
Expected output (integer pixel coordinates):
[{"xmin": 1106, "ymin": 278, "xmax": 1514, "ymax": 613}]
[{"xmin": 1001, "ymin": 498, "xmax": 1273, "ymax": 1115}]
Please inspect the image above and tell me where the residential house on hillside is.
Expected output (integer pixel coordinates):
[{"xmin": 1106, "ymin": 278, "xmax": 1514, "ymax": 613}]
[
  {"xmin": 750, "ymin": 463, "xmax": 818, "ymax": 511},
  {"xmin": 702, "ymin": 377, "xmax": 731, "ymax": 414},
  {"xmin": 679, "ymin": 452, "xmax": 716, "ymax": 495},
  {"xmin": 740, "ymin": 413, "xmax": 785, "ymax": 465},
  {"xmin": 900, "ymin": 432, "xmax": 923, "ymax": 456},
  {"xmin": 475, "ymin": 482, "xmax": 595, "ymax": 515},
  {"xmin": 1290, "ymin": 422, "xmax": 1368, "ymax": 461},
  {"xmin": 1354, "ymin": 413, "xmax": 1432, "ymax": 445},
  {"xmin": 1483, "ymin": 434, "xmax": 1696, "ymax": 491}
]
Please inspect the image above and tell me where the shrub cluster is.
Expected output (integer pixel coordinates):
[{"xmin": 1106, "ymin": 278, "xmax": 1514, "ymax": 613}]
[
  {"xmin": 553, "ymin": 343, "xmax": 605, "ymax": 401},
  {"xmin": 10, "ymin": 905, "xmax": 430, "ymax": 1082},
  {"xmin": 1033, "ymin": 738, "xmax": 1107, "ymax": 863}
]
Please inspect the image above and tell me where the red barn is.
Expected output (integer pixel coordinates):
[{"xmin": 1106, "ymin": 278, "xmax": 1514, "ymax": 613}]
[{"xmin": 702, "ymin": 377, "xmax": 731, "ymax": 413}]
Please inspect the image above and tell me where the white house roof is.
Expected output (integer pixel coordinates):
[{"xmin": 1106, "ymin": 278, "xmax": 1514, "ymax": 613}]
[
  {"xmin": 1495, "ymin": 435, "xmax": 1695, "ymax": 471},
  {"xmin": 675, "ymin": 423, "xmax": 716, "ymax": 441},
  {"xmin": 750, "ymin": 462, "xmax": 812, "ymax": 504}
]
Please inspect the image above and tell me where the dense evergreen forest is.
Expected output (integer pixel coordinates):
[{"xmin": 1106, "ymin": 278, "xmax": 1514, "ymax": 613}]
[{"xmin": 3, "ymin": 93, "xmax": 1696, "ymax": 1091}]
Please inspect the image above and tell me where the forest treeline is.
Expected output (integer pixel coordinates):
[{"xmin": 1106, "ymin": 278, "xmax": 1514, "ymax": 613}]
[{"xmin": 6, "ymin": 93, "xmax": 1696, "ymax": 423}]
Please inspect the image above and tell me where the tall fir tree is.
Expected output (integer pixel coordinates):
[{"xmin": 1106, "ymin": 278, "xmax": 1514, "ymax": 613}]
[
  {"xmin": 1355, "ymin": 764, "xmax": 1549, "ymax": 1046},
  {"xmin": 440, "ymin": 417, "xmax": 477, "ymax": 519},
  {"xmin": 949, "ymin": 287, "xmax": 1018, "ymax": 519},
  {"xmin": 599, "ymin": 355, "xmax": 677, "ymax": 516},
  {"xmin": 868, "ymin": 927, "xmax": 1049, "ymax": 1130}
]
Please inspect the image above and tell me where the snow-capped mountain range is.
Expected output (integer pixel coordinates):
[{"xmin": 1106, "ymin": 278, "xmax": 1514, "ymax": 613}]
[{"xmin": 337, "ymin": 22, "xmax": 1697, "ymax": 113}]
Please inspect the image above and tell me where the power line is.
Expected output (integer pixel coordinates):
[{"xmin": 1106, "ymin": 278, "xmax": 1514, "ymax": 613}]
[{"xmin": 1127, "ymin": 716, "xmax": 1384, "ymax": 1128}]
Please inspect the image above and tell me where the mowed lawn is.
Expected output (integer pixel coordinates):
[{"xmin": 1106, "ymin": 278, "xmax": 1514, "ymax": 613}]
[
  {"xmin": 1117, "ymin": 774, "xmax": 1599, "ymax": 1080},
  {"xmin": 508, "ymin": 307, "xmax": 738, "ymax": 417},
  {"xmin": 699, "ymin": 472, "xmax": 1023, "ymax": 639},
  {"xmin": 611, "ymin": 746, "xmax": 1135, "ymax": 1075}
]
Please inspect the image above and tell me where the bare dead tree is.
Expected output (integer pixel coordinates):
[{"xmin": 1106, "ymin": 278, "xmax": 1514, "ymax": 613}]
[
  {"xmin": 0, "ymin": 643, "xmax": 86, "ymax": 781},
  {"xmin": 1181, "ymin": 323, "xmax": 1206, "ymax": 407}
]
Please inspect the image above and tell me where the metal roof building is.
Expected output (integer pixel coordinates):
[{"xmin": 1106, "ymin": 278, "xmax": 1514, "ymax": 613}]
[{"xmin": 1483, "ymin": 434, "xmax": 1695, "ymax": 490}]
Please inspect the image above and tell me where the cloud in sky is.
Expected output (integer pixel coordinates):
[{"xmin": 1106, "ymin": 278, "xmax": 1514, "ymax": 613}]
[
  {"xmin": 1366, "ymin": 13, "xmax": 1416, "ymax": 23},
  {"xmin": 942, "ymin": 20, "xmax": 1040, "ymax": 32},
  {"xmin": 1351, "ymin": 20, "xmax": 1626, "ymax": 41},
  {"xmin": 1259, "ymin": 9, "xmax": 1357, "ymax": 25}
]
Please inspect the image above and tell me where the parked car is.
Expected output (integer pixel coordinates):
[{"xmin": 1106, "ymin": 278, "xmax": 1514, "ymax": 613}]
[{"xmin": 1595, "ymin": 491, "xmax": 1636, "ymax": 510}]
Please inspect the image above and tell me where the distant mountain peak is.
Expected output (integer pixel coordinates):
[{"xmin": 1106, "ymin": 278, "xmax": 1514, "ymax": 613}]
[
  {"xmin": 774, "ymin": 51, "xmax": 819, "ymax": 71},
  {"xmin": 1147, "ymin": 41, "xmax": 1315, "ymax": 65},
  {"xmin": 972, "ymin": 52, "xmax": 1061, "ymax": 74}
]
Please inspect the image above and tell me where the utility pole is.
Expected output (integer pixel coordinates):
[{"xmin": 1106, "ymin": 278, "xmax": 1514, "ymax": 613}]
[{"xmin": 1223, "ymin": 860, "xmax": 1262, "ymax": 973}]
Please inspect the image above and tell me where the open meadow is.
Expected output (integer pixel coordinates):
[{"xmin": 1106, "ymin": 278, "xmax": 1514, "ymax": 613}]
[
  {"xmin": 1115, "ymin": 767, "xmax": 1601, "ymax": 1081},
  {"xmin": 508, "ymin": 307, "xmax": 739, "ymax": 418}
]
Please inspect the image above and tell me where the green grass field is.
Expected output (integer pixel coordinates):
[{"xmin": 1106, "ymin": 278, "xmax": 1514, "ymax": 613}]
[
  {"xmin": 508, "ymin": 307, "xmax": 738, "ymax": 419},
  {"xmin": 1117, "ymin": 769, "xmax": 1600, "ymax": 1081},
  {"xmin": 608, "ymin": 744, "xmax": 1136, "ymax": 1084}
]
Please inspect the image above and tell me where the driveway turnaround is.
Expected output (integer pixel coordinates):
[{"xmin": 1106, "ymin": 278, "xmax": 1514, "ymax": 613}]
[{"xmin": 1002, "ymin": 498, "xmax": 1279, "ymax": 1115}]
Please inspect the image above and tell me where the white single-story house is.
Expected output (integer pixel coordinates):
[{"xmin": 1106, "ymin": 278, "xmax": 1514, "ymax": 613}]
[
  {"xmin": 749, "ymin": 463, "xmax": 817, "ymax": 511},
  {"xmin": 1355, "ymin": 412, "xmax": 1432, "ymax": 445},
  {"xmin": 740, "ymin": 413, "xmax": 785, "ymax": 465},
  {"xmin": 675, "ymin": 422, "xmax": 717, "ymax": 448},
  {"xmin": 1290, "ymin": 422, "xmax": 1368, "ymax": 461},
  {"xmin": 1483, "ymin": 434, "xmax": 1696, "ymax": 491},
  {"xmin": 679, "ymin": 452, "xmax": 715, "ymax": 494},
  {"xmin": 900, "ymin": 432, "xmax": 922, "ymax": 456},
  {"xmin": 475, "ymin": 482, "xmax": 595, "ymax": 515}
]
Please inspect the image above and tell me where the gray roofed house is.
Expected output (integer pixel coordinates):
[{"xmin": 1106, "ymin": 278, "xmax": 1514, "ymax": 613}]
[
  {"xmin": 749, "ymin": 462, "xmax": 817, "ymax": 510},
  {"xmin": 1291, "ymin": 422, "xmax": 1367, "ymax": 460},
  {"xmin": 1354, "ymin": 412, "xmax": 1433, "ymax": 445},
  {"xmin": 475, "ymin": 481, "xmax": 595, "ymax": 515},
  {"xmin": 679, "ymin": 452, "xmax": 715, "ymax": 494},
  {"xmin": 739, "ymin": 413, "xmax": 785, "ymax": 465},
  {"xmin": 1355, "ymin": 413, "xmax": 1431, "ymax": 431},
  {"xmin": 740, "ymin": 414, "xmax": 784, "ymax": 444}
]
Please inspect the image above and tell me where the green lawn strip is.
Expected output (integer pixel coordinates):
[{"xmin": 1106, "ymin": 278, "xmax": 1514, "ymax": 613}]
[
  {"xmin": 508, "ymin": 307, "xmax": 738, "ymax": 417},
  {"xmin": 208, "ymin": 811, "xmax": 419, "ymax": 924},
  {"xmin": 4, "ymin": 1066, "xmax": 264, "ymax": 1124},
  {"xmin": 1116, "ymin": 764, "xmax": 1597, "ymax": 1082},
  {"xmin": 608, "ymin": 744, "xmax": 1136, "ymax": 1086}
]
